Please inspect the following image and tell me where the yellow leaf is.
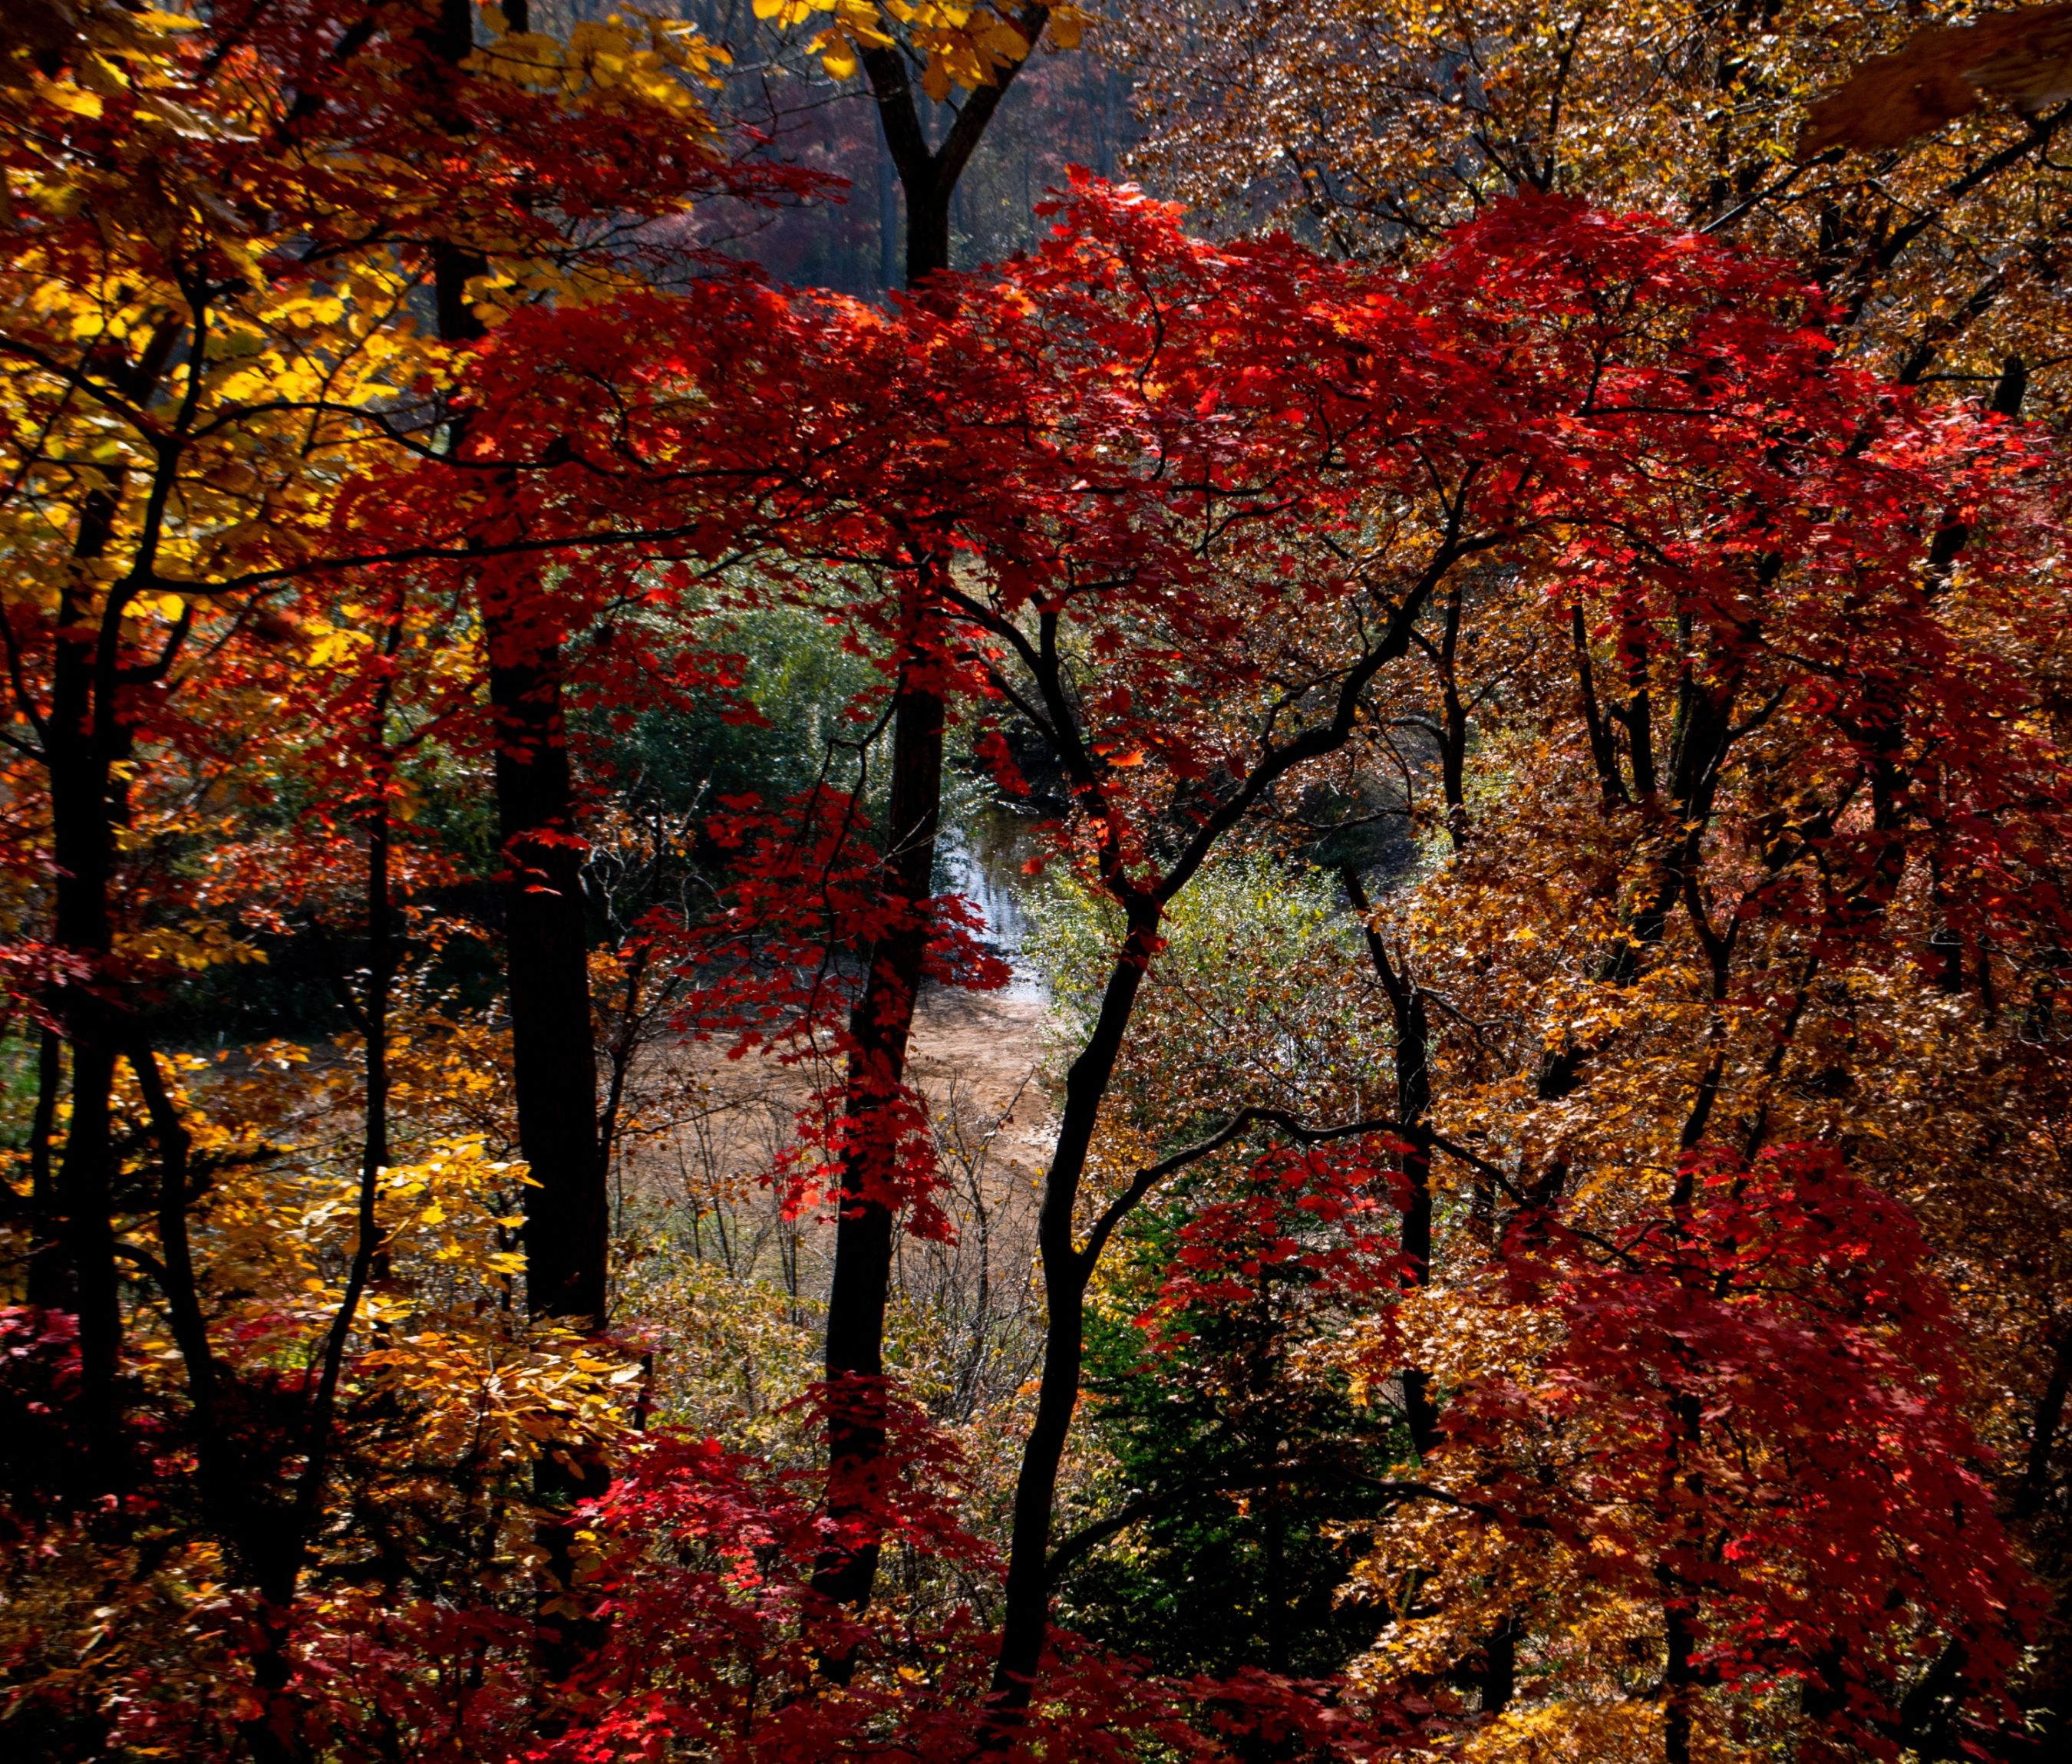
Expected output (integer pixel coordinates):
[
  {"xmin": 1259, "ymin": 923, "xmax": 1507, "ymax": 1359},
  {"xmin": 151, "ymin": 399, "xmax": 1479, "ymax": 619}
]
[
  {"xmin": 978, "ymin": 21, "xmax": 1029, "ymax": 61},
  {"xmin": 36, "ymin": 77, "xmax": 104, "ymax": 119}
]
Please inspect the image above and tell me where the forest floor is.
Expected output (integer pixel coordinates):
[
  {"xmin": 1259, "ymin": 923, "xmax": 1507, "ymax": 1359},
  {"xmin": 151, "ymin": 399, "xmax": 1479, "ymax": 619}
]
[{"xmin": 619, "ymin": 984, "xmax": 1056, "ymax": 1290}]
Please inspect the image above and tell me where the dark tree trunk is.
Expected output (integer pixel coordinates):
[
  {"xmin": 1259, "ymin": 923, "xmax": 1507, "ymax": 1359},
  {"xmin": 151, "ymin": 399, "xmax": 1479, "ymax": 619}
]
[
  {"xmin": 1342, "ymin": 867, "xmax": 1439, "ymax": 1456},
  {"xmin": 990, "ymin": 913, "xmax": 1159, "ymax": 1704},
  {"xmin": 809, "ymin": 13, "xmax": 1050, "ymax": 1622},
  {"xmin": 907, "ymin": 181, "xmax": 952, "ymax": 285},
  {"xmin": 25, "ymin": 1027, "xmax": 67, "ymax": 1307},
  {"xmin": 1436, "ymin": 575, "xmax": 1467, "ymax": 847},
  {"xmin": 814, "ymin": 595, "xmax": 946, "ymax": 1619},
  {"xmin": 424, "ymin": 13, "xmax": 609, "ymax": 1712},
  {"xmin": 48, "ymin": 488, "xmax": 130, "ymax": 1489},
  {"xmin": 866, "ymin": 7, "xmax": 1049, "ymax": 292},
  {"xmin": 979, "ymin": 544, "xmax": 1462, "ymax": 1733},
  {"xmin": 1662, "ymin": 1594, "xmax": 1695, "ymax": 1764},
  {"xmin": 2018, "ymin": 1325, "xmax": 2072, "ymax": 1519},
  {"xmin": 1262, "ymin": 1488, "xmax": 1288, "ymax": 1673},
  {"xmin": 1482, "ymin": 1614, "xmax": 1519, "ymax": 1715},
  {"xmin": 290, "ymin": 677, "xmax": 402, "ymax": 1570},
  {"xmin": 480, "ymin": 603, "xmax": 610, "ymax": 1703},
  {"xmin": 487, "ymin": 638, "xmax": 606, "ymax": 1324},
  {"xmin": 1659, "ymin": 1389, "xmax": 1704, "ymax": 1764},
  {"xmin": 425, "ymin": 25, "xmax": 605, "ymax": 1323}
]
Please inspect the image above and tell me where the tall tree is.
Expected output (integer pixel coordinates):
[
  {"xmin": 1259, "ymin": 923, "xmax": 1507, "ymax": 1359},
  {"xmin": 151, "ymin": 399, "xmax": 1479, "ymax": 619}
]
[
  {"xmin": 424, "ymin": 0, "xmax": 610, "ymax": 1327},
  {"xmin": 752, "ymin": 0, "xmax": 1093, "ymax": 1619}
]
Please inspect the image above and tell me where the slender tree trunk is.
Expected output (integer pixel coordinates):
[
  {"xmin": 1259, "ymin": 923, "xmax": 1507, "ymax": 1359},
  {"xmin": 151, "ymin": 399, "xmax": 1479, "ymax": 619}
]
[
  {"xmin": 424, "ymin": 14, "xmax": 607, "ymax": 1710},
  {"xmin": 1342, "ymin": 868, "xmax": 1439, "ymax": 1456},
  {"xmin": 811, "ymin": 10, "xmax": 1050, "ymax": 1614},
  {"xmin": 1483, "ymin": 1614, "xmax": 1519, "ymax": 1715},
  {"xmin": 294, "ymin": 704, "xmax": 398, "ymax": 1551},
  {"xmin": 1437, "ymin": 575, "xmax": 1468, "ymax": 847},
  {"xmin": 1658, "ymin": 1388, "xmax": 1704, "ymax": 1764},
  {"xmin": 978, "ymin": 549, "xmax": 1461, "ymax": 1729},
  {"xmin": 814, "ymin": 592, "xmax": 946, "ymax": 1620},
  {"xmin": 427, "ymin": 0, "xmax": 604, "ymax": 1329},
  {"xmin": 216, "ymin": 747, "xmax": 400, "ymax": 1764},
  {"xmin": 1661, "ymin": 1592, "xmax": 1695, "ymax": 1764},
  {"xmin": 1572, "ymin": 604, "xmax": 1626, "ymax": 814},
  {"xmin": 132, "ymin": 1039, "xmax": 313, "ymax": 1762},
  {"xmin": 1262, "ymin": 1482, "xmax": 1288, "ymax": 1673},
  {"xmin": 990, "ymin": 912, "xmax": 1159, "ymax": 1706},
  {"xmin": 2017, "ymin": 1324, "xmax": 2072, "ymax": 1519},
  {"xmin": 483, "ymin": 621, "xmax": 610, "ymax": 1711},
  {"xmin": 1344, "ymin": 866, "xmax": 1516, "ymax": 1764}
]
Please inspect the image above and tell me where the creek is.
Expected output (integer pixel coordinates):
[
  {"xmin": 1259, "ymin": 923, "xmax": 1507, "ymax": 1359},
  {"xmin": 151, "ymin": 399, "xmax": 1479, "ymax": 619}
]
[{"xmin": 939, "ymin": 806, "xmax": 1048, "ymax": 1002}]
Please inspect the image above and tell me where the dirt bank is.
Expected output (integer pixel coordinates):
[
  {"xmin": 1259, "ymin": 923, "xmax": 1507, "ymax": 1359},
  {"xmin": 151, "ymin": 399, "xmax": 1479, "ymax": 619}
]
[{"xmin": 614, "ymin": 984, "xmax": 1055, "ymax": 1292}]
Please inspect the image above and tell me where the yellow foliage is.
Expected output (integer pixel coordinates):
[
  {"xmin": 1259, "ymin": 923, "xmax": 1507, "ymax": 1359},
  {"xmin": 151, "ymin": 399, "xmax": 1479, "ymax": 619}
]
[{"xmin": 748, "ymin": 0, "xmax": 1088, "ymax": 94}]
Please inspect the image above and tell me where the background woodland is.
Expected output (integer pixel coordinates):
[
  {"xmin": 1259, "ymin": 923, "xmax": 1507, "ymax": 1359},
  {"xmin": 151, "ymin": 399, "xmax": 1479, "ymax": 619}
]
[{"xmin": 5, "ymin": 4, "xmax": 2072, "ymax": 1762}]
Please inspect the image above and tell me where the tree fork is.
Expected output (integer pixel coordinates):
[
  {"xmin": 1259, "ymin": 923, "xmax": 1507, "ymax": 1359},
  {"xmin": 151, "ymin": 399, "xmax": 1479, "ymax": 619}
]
[
  {"xmin": 863, "ymin": 5, "xmax": 1051, "ymax": 286},
  {"xmin": 988, "ymin": 912, "xmax": 1160, "ymax": 1713},
  {"xmin": 811, "ymin": 15, "xmax": 1050, "ymax": 1622},
  {"xmin": 978, "ymin": 542, "xmax": 1470, "ymax": 1730}
]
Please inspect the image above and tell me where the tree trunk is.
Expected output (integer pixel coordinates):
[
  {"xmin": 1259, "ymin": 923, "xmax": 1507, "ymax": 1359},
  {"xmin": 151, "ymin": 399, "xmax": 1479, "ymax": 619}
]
[
  {"xmin": 866, "ymin": 6, "xmax": 1050, "ymax": 294},
  {"xmin": 1483, "ymin": 1614, "xmax": 1519, "ymax": 1715},
  {"xmin": 990, "ymin": 913, "xmax": 1160, "ymax": 1706},
  {"xmin": 487, "ymin": 636, "xmax": 605, "ymax": 1324},
  {"xmin": 1659, "ymin": 1389, "xmax": 1704, "ymax": 1764},
  {"xmin": 48, "ymin": 489, "xmax": 130, "ymax": 1489},
  {"xmin": 979, "ymin": 549, "xmax": 1458, "ymax": 1729},
  {"xmin": 1342, "ymin": 867, "xmax": 1439, "ymax": 1456},
  {"xmin": 425, "ymin": 13, "xmax": 609, "ymax": 1712},
  {"xmin": 425, "ymin": 38, "xmax": 605, "ymax": 1322},
  {"xmin": 906, "ymin": 182, "xmax": 952, "ymax": 285},
  {"xmin": 25, "ymin": 1027, "xmax": 67, "ymax": 1307},
  {"xmin": 2017, "ymin": 1324, "xmax": 2072, "ymax": 1519},
  {"xmin": 814, "ymin": 592, "xmax": 946, "ymax": 1620},
  {"xmin": 810, "ymin": 13, "xmax": 1050, "ymax": 1617},
  {"xmin": 480, "ymin": 606, "xmax": 610, "ymax": 1706}
]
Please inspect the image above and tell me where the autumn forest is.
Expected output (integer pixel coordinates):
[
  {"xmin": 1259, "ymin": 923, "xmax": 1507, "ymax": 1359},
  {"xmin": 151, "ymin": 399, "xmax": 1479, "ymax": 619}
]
[{"xmin": 7, "ymin": 3, "xmax": 2072, "ymax": 1760}]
